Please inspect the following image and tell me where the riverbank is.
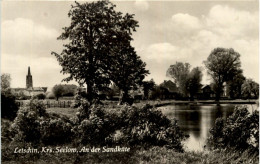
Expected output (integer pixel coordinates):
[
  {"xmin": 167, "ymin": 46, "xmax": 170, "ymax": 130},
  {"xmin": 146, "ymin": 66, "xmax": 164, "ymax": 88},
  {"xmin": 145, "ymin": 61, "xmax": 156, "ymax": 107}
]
[{"xmin": 134, "ymin": 99, "xmax": 258, "ymax": 108}]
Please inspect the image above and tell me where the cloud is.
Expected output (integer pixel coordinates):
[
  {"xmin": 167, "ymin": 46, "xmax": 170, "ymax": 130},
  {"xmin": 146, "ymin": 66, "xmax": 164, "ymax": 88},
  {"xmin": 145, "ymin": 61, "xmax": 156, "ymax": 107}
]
[
  {"xmin": 134, "ymin": 0, "xmax": 149, "ymax": 11},
  {"xmin": 144, "ymin": 43, "xmax": 177, "ymax": 62},
  {"xmin": 1, "ymin": 18, "xmax": 60, "ymax": 57},
  {"xmin": 171, "ymin": 13, "xmax": 202, "ymax": 31},
  {"xmin": 147, "ymin": 4, "xmax": 258, "ymax": 84},
  {"xmin": 206, "ymin": 5, "xmax": 258, "ymax": 39}
]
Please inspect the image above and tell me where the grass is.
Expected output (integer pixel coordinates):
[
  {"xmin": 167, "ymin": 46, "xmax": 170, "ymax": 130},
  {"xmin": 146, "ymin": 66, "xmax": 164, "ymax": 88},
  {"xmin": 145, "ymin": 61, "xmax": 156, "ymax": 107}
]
[
  {"xmin": 46, "ymin": 108, "xmax": 76, "ymax": 117},
  {"xmin": 2, "ymin": 146, "xmax": 258, "ymax": 164}
]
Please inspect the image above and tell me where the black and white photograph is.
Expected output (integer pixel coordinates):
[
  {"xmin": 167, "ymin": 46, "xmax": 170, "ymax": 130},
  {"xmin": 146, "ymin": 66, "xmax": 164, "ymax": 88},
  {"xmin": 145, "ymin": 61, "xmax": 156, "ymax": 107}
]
[{"xmin": 1, "ymin": 0, "xmax": 259, "ymax": 163}]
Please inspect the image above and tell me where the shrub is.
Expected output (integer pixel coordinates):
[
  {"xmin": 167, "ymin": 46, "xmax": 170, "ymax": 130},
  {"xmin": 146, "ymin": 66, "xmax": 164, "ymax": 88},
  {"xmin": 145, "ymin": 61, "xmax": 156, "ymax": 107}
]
[
  {"xmin": 72, "ymin": 103, "xmax": 120, "ymax": 146},
  {"xmin": 11, "ymin": 100, "xmax": 47, "ymax": 144},
  {"xmin": 11, "ymin": 99, "xmax": 74, "ymax": 145},
  {"xmin": 119, "ymin": 104, "xmax": 185, "ymax": 151},
  {"xmin": 208, "ymin": 105, "xmax": 259, "ymax": 153},
  {"xmin": 1, "ymin": 119, "xmax": 14, "ymax": 143},
  {"xmin": 72, "ymin": 102, "xmax": 186, "ymax": 151},
  {"xmin": 33, "ymin": 93, "xmax": 46, "ymax": 100},
  {"xmin": 1, "ymin": 93, "xmax": 19, "ymax": 120},
  {"xmin": 40, "ymin": 117, "xmax": 73, "ymax": 145}
]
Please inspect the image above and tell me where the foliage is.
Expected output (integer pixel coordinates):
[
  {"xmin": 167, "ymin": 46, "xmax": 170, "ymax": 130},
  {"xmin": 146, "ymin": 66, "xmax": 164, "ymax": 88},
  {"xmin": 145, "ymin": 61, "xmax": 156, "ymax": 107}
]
[
  {"xmin": 185, "ymin": 67, "xmax": 203, "ymax": 100},
  {"xmin": 167, "ymin": 63, "xmax": 202, "ymax": 100},
  {"xmin": 11, "ymin": 100, "xmax": 47, "ymax": 144},
  {"xmin": 11, "ymin": 100, "xmax": 73, "ymax": 145},
  {"xmin": 62, "ymin": 84, "xmax": 77, "ymax": 97},
  {"xmin": 167, "ymin": 62, "xmax": 191, "ymax": 96},
  {"xmin": 109, "ymin": 45, "xmax": 149, "ymax": 104},
  {"xmin": 52, "ymin": 1, "xmax": 140, "ymax": 103},
  {"xmin": 142, "ymin": 79, "xmax": 155, "ymax": 100},
  {"xmin": 208, "ymin": 105, "xmax": 259, "ymax": 153},
  {"xmin": 72, "ymin": 105, "xmax": 120, "ymax": 146},
  {"xmin": 119, "ymin": 104, "xmax": 186, "ymax": 151},
  {"xmin": 71, "ymin": 101, "xmax": 185, "ymax": 151},
  {"xmin": 1, "ymin": 119, "xmax": 14, "ymax": 143},
  {"xmin": 40, "ymin": 116, "xmax": 73, "ymax": 145},
  {"xmin": 33, "ymin": 93, "xmax": 46, "ymax": 100},
  {"xmin": 14, "ymin": 90, "xmax": 30, "ymax": 100},
  {"xmin": 71, "ymin": 89, "xmax": 89, "ymax": 108},
  {"xmin": 52, "ymin": 84, "xmax": 65, "ymax": 100},
  {"xmin": 1, "ymin": 73, "xmax": 19, "ymax": 120},
  {"xmin": 226, "ymin": 72, "xmax": 245, "ymax": 99},
  {"xmin": 1, "ymin": 93, "xmax": 19, "ymax": 121},
  {"xmin": 204, "ymin": 48, "xmax": 242, "ymax": 101},
  {"xmin": 241, "ymin": 79, "xmax": 259, "ymax": 99},
  {"xmin": 1, "ymin": 73, "xmax": 11, "ymax": 94}
]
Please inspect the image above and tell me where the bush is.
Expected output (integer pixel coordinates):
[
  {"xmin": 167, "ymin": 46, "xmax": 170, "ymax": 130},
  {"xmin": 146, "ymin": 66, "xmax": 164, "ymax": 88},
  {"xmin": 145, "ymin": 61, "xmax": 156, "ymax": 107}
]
[
  {"xmin": 208, "ymin": 105, "xmax": 259, "ymax": 153},
  {"xmin": 33, "ymin": 93, "xmax": 46, "ymax": 100},
  {"xmin": 40, "ymin": 117, "xmax": 73, "ymax": 145},
  {"xmin": 72, "ymin": 101, "xmax": 186, "ymax": 151},
  {"xmin": 119, "ymin": 104, "xmax": 185, "ymax": 151},
  {"xmin": 73, "ymin": 106, "xmax": 119, "ymax": 145},
  {"xmin": 11, "ymin": 100, "xmax": 47, "ymax": 144},
  {"xmin": 1, "ymin": 119, "xmax": 14, "ymax": 143},
  {"xmin": 1, "ymin": 93, "xmax": 19, "ymax": 120},
  {"xmin": 11, "ymin": 99, "xmax": 73, "ymax": 145}
]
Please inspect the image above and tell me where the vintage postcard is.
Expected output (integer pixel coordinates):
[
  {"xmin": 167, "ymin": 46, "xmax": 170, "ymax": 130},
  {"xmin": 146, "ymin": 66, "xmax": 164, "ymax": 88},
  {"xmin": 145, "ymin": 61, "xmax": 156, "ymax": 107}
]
[{"xmin": 1, "ymin": 0, "xmax": 259, "ymax": 163}]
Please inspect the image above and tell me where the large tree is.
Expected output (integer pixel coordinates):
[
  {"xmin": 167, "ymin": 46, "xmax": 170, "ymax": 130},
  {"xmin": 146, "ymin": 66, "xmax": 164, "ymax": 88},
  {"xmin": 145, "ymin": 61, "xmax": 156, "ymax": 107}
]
[
  {"xmin": 185, "ymin": 67, "xmax": 203, "ymax": 101},
  {"xmin": 109, "ymin": 45, "xmax": 149, "ymax": 104},
  {"xmin": 166, "ymin": 62, "xmax": 191, "ymax": 96},
  {"xmin": 226, "ymin": 73, "xmax": 245, "ymax": 99},
  {"xmin": 52, "ymin": 84, "xmax": 65, "ymax": 101},
  {"xmin": 204, "ymin": 48, "xmax": 242, "ymax": 101},
  {"xmin": 52, "ymin": 1, "xmax": 138, "ymax": 102}
]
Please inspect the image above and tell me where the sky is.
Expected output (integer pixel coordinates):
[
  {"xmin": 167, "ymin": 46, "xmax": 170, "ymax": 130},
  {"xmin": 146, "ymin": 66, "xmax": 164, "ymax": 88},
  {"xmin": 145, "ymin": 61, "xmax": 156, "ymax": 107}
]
[{"xmin": 1, "ymin": 0, "xmax": 259, "ymax": 89}]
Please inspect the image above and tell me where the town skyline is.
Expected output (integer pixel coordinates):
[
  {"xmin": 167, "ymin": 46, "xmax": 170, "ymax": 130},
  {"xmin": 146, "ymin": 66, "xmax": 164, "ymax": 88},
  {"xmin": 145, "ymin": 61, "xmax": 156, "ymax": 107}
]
[{"xmin": 1, "ymin": 0, "xmax": 259, "ymax": 88}]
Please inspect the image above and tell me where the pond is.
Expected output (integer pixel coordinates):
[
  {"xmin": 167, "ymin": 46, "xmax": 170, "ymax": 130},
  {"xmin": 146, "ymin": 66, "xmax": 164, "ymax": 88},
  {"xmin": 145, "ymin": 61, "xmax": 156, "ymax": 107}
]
[{"xmin": 158, "ymin": 103, "xmax": 258, "ymax": 151}]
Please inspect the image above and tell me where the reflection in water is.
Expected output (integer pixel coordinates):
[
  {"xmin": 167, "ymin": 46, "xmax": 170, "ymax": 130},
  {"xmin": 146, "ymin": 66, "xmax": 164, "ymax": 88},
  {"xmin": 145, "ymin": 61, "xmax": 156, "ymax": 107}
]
[{"xmin": 159, "ymin": 104, "xmax": 257, "ymax": 151}]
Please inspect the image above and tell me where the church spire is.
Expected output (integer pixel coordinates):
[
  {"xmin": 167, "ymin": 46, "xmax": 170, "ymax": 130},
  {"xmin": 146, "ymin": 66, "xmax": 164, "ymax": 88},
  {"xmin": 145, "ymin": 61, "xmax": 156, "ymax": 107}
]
[
  {"xmin": 26, "ymin": 66, "xmax": 33, "ymax": 89},
  {"xmin": 28, "ymin": 67, "xmax": 31, "ymax": 75}
]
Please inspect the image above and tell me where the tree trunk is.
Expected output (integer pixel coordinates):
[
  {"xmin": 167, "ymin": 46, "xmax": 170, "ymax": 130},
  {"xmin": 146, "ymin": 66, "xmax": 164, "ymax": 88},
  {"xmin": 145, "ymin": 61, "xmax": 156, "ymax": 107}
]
[
  {"xmin": 86, "ymin": 82, "xmax": 95, "ymax": 104},
  {"xmin": 118, "ymin": 89, "xmax": 132, "ymax": 105}
]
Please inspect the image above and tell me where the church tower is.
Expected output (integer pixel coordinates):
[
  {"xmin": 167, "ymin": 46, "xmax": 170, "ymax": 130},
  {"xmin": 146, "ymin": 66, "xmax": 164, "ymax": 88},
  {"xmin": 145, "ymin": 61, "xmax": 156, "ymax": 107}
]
[{"xmin": 26, "ymin": 66, "xmax": 33, "ymax": 89}]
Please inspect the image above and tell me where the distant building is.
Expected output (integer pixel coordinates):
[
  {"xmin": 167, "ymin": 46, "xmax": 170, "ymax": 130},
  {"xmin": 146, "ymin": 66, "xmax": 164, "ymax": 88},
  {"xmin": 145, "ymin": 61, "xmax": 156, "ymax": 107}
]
[
  {"xmin": 26, "ymin": 67, "xmax": 33, "ymax": 88},
  {"xmin": 11, "ymin": 67, "xmax": 47, "ymax": 98}
]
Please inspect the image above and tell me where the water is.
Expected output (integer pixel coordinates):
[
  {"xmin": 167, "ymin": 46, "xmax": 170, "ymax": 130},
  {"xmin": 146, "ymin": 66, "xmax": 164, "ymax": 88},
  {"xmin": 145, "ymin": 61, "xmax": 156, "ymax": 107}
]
[{"xmin": 158, "ymin": 104, "xmax": 258, "ymax": 151}]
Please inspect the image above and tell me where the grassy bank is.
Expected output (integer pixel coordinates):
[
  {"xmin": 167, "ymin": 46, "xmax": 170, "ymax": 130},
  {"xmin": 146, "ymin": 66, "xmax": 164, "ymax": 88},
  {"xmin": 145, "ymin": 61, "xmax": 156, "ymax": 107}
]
[{"xmin": 2, "ymin": 146, "xmax": 258, "ymax": 164}]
